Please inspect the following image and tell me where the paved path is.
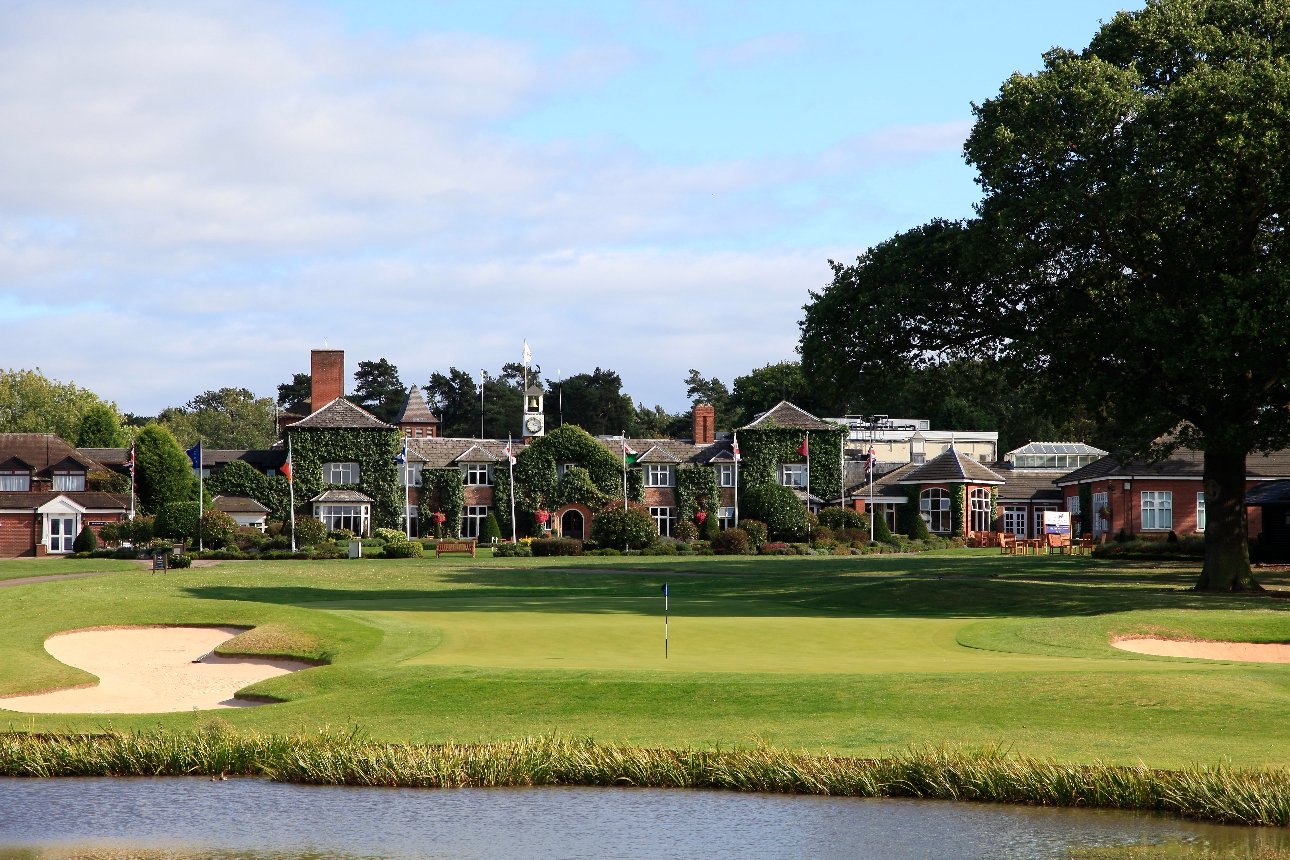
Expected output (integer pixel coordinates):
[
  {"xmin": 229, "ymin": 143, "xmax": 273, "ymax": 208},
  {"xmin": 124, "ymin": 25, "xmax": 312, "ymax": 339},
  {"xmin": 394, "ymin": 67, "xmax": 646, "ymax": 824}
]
[{"xmin": 0, "ymin": 571, "xmax": 114, "ymax": 588}]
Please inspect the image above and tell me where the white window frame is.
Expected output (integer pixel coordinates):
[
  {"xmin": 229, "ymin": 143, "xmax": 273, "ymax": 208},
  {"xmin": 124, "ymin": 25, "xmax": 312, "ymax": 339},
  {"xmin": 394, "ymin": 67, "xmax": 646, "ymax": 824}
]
[
  {"xmin": 0, "ymin": 471, "xmax": 31, "ymax": 491},
  {"xmin": 400, "ymin": 463, "xmax": 423, "ymax": 488},
  {"xmin": 716, "ymin": 464, "xmax": 735, "ymax": 487},
  {"xmin": 718, "ymin": 506, "xmax": 735, "ymax": 530},
  {"xmin": 315, "ymin": 504, "xmax": 370, "ymax": 535},
  {"xmin": 52, "ymin": 471, "xmax": 86, "ymax": 492},
  {"xmin": 644, "ymin": 465, "xmax": 674, "ymax": 487},
  {"xmin": 1003, "ymin": 506, "xmax": 1027, "ymax": 537},
  {"xmin": 969, "ymin": 488, "xmax": 991, "ymax": 533},
  {"xmin": 649, "ymin": 505, "xmax": 673, "ymax": 537},
  {"xmin": 462, "ymin": 464, "xmax": 493, "ymax": 486},
  {"xmin": 1092, "ymin": 491, "xmax": 1109, "ymax": 537},
  {"xmin": 403, "ymin": 505, "xmax": 420, "ymax": 537},
  {"xmin": 323, "ymin": 462, "xmax": 360, "ymax": 485},
  {"xmin": 779, "ymin": 463, "xmax": 808, "ymax": 488},
  {"xmin": 462, "ymin": 505, "xmax": 489, "ymax": 538},
  {"xmin": 1197, "ymin": 492, "xmax": 1206, "ymax": 532},
  {"xmin": 1033, "ymin": 505, "xmax": 1060, "ymax": 538},
  {"xmin": 920, "ymin": 488, "xmax": 951, "ymax": 534},
  {"xmin": 1141, "ymin": 491, "xmax": 1173, "ymax": 531}
]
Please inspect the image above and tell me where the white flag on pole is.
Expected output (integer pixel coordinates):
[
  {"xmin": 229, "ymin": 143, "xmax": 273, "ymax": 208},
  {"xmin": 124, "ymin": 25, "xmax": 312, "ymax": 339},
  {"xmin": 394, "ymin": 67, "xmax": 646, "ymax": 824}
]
[{"xmin": 522, "ymin": 340, "xmax": 532, "ymax": 365}]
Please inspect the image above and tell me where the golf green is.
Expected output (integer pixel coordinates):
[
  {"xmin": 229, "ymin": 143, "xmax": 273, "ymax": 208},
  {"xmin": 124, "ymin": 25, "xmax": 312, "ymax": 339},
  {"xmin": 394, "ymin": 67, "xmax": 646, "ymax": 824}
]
[{"xmin": 2, "ymin": 551, "xmax": 1290, "ymax": 766}]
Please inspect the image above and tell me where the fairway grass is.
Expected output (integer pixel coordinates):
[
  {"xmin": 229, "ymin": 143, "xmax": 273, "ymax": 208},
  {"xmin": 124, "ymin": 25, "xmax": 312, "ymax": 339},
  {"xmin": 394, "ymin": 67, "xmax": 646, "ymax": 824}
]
[{"xmin": 2, "ymin": 553, "xmax": 1290, "ymax": 767}]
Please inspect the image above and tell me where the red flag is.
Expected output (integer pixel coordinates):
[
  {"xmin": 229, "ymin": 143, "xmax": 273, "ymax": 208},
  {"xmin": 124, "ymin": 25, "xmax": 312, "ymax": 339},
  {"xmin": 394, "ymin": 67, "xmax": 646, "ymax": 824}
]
[
  {"xmin": 797, "ymin": 437, "xmax": 809, "ymax": 458},
  {"xmin": 281, "ymin": 451, "xmax": 293, "ymax": 482}
]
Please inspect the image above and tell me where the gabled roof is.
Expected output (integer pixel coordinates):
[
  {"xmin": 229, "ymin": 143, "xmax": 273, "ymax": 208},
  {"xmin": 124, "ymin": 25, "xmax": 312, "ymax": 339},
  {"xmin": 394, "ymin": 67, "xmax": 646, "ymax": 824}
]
[
  {"xmin": 1057, "ymin": 448, "xmax": 1290, "ymax": 486},
  {"xmin": 408, "ymin": 438, "xmax": 521, "ymax": 469},
  {"xmin": 452, "ymin": 444, "xmax": 500, "ymax": 464},
  {"xmin": 309, "ymin": 489, "xmax": 374, "ymax": 503},
  {"xmin": 742, "ymin": 401, "xmax": 834, "ymax": 431},
  {"xmin": 898, "ymin": 447, "xmax": 1006, "ymax": 485},
  {"xmin": 286, "ymin": 398, "xmax": 393, "ymax": 430},
  {"xmin": 49, "ymin": 455, "xmax": 89, "ymax": 472},
  {"xmin": 204, "ymin": 449, "xmax": 287, "ymax": 470},
  {"xmin": 394, "ymin": 385, "xmax": 440, "ymax": 425},
  {"xmin": 992, "ymin": 468, "xmax": 1065, "ymax": 502},
  {"xmin": 846, "ymin": 462, "xmax": 919, "ymax": 498},
  {"xmin": 0, "ymin": 434, "xmax": 101, "ymax": 475},
  {"xmin": 212, "ymin": 494, "xmax": 271, "ymax": 514},
  {"xmin": 0, "ymin": 456, "xmax": 32, "ymax": 472},
  {"xmin": 0, "ymin": 491, "xmax": 128, "ymax": 511},
  {"xmin": 635, "ymin": 445, "xmax": 683, "ymax": 464}
]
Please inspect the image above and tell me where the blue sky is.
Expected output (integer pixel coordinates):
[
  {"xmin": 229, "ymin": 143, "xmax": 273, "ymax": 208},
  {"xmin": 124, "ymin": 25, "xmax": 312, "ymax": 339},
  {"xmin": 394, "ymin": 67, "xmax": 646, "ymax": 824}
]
[{"xmin": 0, "ymin": 0, "xmax": 1140, "ymax": 415}]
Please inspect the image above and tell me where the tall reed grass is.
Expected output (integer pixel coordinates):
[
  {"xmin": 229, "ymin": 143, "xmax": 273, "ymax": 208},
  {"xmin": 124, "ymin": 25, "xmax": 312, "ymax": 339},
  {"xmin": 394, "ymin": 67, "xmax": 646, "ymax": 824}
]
[{"xmin": 4, "ymin": 728, "xmax": 1290, "ymax": 827}]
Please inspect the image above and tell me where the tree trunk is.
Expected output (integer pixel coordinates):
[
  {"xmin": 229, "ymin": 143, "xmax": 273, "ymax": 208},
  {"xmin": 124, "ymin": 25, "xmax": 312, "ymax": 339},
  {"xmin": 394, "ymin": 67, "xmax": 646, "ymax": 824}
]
[{"xmin": 1195, "ymin": 448, "xmax": 1259, "ymax": 591}]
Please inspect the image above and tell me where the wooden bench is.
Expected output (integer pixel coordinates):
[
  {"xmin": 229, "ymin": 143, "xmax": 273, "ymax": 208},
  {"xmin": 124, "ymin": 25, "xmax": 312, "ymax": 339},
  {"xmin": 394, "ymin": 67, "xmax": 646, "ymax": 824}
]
[{"xmin": 435, "ymin": 540, "xmax": 476, "ymax": 558}]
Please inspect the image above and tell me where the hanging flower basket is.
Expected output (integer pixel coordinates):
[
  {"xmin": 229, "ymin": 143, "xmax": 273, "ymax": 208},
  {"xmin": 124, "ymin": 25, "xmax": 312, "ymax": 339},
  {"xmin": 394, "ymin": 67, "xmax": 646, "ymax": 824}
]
[
  {"xmin": 535, "ymin": 509, "xmax": 551, "ymax": 524},
  {"xmin": 695, "ymin": 510, "xmax": 707, "ymax": 524}
]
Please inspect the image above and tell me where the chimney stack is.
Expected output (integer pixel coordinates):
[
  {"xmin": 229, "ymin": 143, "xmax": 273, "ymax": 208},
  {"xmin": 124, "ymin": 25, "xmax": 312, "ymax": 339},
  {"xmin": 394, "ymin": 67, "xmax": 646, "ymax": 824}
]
[
  {"xmin": 692, "ymin": 403, "xmax": 715, "ymax": 445},
  {"xmin": 310, "ymin": 349, "xmax": 344, "ymax": 413}
]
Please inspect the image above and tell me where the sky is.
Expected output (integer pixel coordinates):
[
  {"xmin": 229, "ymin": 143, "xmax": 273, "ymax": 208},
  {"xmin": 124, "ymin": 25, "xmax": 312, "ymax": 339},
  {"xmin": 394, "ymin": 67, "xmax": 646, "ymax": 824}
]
[{"xmin": 0, "ymin": 0, "xmax": 1143, "ymax": 415}]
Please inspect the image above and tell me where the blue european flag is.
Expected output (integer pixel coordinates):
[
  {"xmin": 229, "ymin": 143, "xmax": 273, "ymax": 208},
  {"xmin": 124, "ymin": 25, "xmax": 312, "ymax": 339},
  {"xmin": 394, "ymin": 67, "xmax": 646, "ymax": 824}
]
[{"xmin": 185, "ymin": 442, "xmax": 202, "ymax": 469}]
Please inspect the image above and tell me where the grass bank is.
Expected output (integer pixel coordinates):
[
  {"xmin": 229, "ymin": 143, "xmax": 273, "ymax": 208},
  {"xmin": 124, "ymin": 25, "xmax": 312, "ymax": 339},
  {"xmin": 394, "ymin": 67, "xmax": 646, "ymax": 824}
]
[{"xmin": 6, "ymin": 729, "xmax": 1290, "ymax": 828}]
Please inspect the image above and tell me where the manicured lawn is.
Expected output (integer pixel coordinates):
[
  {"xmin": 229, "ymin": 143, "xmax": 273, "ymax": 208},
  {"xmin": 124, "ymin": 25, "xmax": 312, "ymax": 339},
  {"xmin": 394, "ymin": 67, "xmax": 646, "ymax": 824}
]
[
  {"xmin": 3, "ymin": 551, "xmax": 1290, "ymax": 766},
  {"xmin": 0, "ymin": 558, "xmax": 140, "ymax": 581}
]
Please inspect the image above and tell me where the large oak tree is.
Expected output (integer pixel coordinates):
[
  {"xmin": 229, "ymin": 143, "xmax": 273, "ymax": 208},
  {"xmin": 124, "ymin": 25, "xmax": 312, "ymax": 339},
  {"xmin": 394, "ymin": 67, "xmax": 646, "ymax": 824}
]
[{"xmin": 801, "ymin": 0, "xmax": 1290, "ymax": 590}]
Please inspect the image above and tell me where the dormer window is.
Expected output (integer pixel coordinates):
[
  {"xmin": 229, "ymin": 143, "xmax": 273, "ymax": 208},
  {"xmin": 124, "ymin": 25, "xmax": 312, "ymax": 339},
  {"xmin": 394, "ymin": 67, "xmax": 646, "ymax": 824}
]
[
  {"xmin": 52, "ymin": 470, "xmax": 85, "ymax": 492},
  {"xmin": 462, "ymin": 464, "xmax": 493, "ymax": 486},
  {"xmin": 644, "ymin": 465, "xmax": 674, "ymax": 487},
  {"xmin": 0, "ymin": 469, "xmax": 30, "ymax": 492}
]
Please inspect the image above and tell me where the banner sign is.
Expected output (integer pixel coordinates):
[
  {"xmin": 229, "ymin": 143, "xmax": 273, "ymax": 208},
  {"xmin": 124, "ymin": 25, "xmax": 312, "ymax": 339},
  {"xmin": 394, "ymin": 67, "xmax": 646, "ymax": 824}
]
[{"xmin": 1043, "ymin": 511, "xmax": 1072, "ymax": 535}]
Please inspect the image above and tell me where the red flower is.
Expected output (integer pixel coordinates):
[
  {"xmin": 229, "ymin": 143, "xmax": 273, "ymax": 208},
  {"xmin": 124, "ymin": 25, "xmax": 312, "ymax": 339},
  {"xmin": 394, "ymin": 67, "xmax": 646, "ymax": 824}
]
[
  {"xmin": 431, "ymin": 512, "xmax": 446, "ymax": 524},
  {"xmin": 535, "ymin": 509, "xmax": 551, "ymax": 524},
  {"xmin": 695, "ymin": 511, "xmax": 707, "ymax": 523}
]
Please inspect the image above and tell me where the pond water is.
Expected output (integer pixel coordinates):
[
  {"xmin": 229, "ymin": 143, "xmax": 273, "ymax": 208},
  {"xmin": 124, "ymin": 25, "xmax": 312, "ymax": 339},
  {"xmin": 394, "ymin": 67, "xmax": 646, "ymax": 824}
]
[{"xmin": 0, "ymin": 777, "xmax": 1286, "ymax": 860}]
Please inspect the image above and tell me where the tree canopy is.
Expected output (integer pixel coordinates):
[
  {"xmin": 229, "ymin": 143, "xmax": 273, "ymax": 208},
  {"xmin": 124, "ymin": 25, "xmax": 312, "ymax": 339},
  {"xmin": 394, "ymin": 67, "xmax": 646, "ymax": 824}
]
[
  {"xmin": 800, "ymin": 0, "xmax": 1290, "ymax": 590},
  {"xmin": 349, "ymin": 359, "xmax": 405, "ymax": 423},
  {"xmin": 134, "ymin": 423, "xmax": 196, "ymax": 515},
  {"xmin": 159, "ymin": 388, "xmax": 276, "ymax": 449},
  {"xmin": 425, "ymin": 364, "xmax": 526, "ymax": 439},
  {"xmin": 0, "ymin": 368, "xmax": 121, "ymax": 442},
  {"xmin": 277, "ymin": 372, "xmax": 311, "ymax": 411},
  {"xmin": 545, "ymin": 368, "xmax": 634, "ymax": 436}
]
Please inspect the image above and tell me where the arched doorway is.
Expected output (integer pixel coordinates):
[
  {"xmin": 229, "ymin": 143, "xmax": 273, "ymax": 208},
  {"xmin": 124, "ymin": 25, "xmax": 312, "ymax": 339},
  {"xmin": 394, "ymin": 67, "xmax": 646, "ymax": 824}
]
[{"xmin": 561, "ymin": 508, "xmax": 585, "ymax": 540}]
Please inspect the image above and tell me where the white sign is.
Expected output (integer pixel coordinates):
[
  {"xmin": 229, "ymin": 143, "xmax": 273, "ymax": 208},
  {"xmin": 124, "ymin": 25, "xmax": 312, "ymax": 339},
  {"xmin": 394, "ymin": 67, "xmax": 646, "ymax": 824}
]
[{"xmin": 1043, "ymin": 511, "xmax": 1072, "ymax": 535}]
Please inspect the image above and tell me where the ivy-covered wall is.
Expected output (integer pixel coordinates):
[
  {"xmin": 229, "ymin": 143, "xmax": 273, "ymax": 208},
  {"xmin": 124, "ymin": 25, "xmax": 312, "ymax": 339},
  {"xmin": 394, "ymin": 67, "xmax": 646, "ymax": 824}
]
[
  {"xmin": 1078, "ymin": 482, "xmax": 1094, "ymax": 536},
  {"xmin": 511, "ymin": 425, "xmax": 644, "ymax": 515},
  {"xmin": 205, "ymin": 459, "xmax": 291, "ymax": 524},
  {"xmin": 287, "ymin": 427, "xmax": 402, "ymax": 530},
  {"xmin": 738, "ymin": 424, "xmax": 846, "ymax": 502},
  {"xmin": 419, "ymin": 468, "xmax": 464, "ymax": 537},
  {"xmin": 675, "ymin": 465, "xmax": 720, "ymax": 524},
  {"xmin": 950, "ymin": 483, "xmax": 966, "ymax": 538}
]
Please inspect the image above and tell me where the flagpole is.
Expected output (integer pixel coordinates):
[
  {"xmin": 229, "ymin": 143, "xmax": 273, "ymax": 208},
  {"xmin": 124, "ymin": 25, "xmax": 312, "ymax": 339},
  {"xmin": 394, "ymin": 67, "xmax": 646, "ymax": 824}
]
[
  {"xmin": 197, "ymin": 437, "xmax": 203, "ymax": 552},
  {"xmin": 508, "ymin": 434, "xmax": 517, "ymax": 544},
  {"xmin": 622, "ymin": 432, "xmax": 628, "ymax": 511},
  {"xmin": 129, "ymin": 442, "xmax": 136, "ymax": 522},
  {"xmin": 870, "ymin": 446, "xmax": 875, "ymax": 543},
  {"xmin": 663, "ymin": 583, "xmax": 668, "ymax": 659},
  {"xmin": 403, "ymin": 444, "xmax": 411, "ymax": 541},
  {"xmin": 805, "ymin": 431, "xmax": 810, "ymax": 536},
  {"xmin": 733, "ymin": 432, "xmax": 739, "ymax": 527},
  {"xmin": 480, "ymin": 370, "xmax": 485, "ymax": 439},
  {"xmin": 288, "ymin": 434, "xmax": 296, "ymax": 552}
]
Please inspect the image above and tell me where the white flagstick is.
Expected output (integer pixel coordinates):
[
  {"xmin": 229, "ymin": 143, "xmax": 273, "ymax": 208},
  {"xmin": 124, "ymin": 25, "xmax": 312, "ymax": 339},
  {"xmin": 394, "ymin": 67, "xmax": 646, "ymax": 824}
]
[
  {"xmin": 403, "ymin": 444, "xmax": 411, "ymax": 541},
  {"xmin": 662, "ymin": 583, "xmax": 668, "ymax": 659}
]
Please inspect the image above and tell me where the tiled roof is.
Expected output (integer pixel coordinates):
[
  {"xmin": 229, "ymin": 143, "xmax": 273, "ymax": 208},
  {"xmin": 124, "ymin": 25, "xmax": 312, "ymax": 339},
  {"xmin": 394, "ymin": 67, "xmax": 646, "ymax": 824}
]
[
  {"xmin": 205, "ymin": 449, "xmax": 287, "ymax": 470},
  {"xmin": 394, "ymin": 385, "xmax": 440, "ymax": 425},
  {"xmin": 0, "ymin": 491, "xmax": 128, "ymax": 510},
  {"xmin": 451, "ymin": 444, "xmax": 501, "ymax": 464},
  {"xmin": 0, "ymin": 434, "xmax": 101, "ymax": 475},
  {"xmin": 286, "ymin": 398, "xmax": 393, "ymax": 430},
  {"xmin": 79, "ymin": 448, "xmax": 130, "ymax": 466},
  {"xmin": 635, "ymin": 445, "xmax": 683, "ymax": 464},
  {"xmin": 611, "ymin": 438, "xmax": 719, "ymax": 465},
  {"xmin": 408, "ymin": 438, "xmax": 522, "ymax": 469},
  {"xmin": 742, "ymin": 401, "xmax": 835, "ymax": 431},
  {"xmin": 898, "ymin": 448, "xmax": 1006, "ymax": 485},
  {"xmin": 309, "ymin": 489, "xmax": 374, "ymax": 503},
  {"xmin": 993, "ymin": 468, "xmax": 1065, "ymax": 502},
  {"xmin": 1247, "ymin": 480, "xmax": 1290, "ymax": 505},
  {"xmin": 845, "ymin": 462, "xmax": 920, "ymax": 498},
  {"xmin": 1057, "ymin": 449, "xmax": 1290, "ymax": 486},
  {"xmin": 213, "ymin": 494, "xmax": 270, "ymax": 514}
]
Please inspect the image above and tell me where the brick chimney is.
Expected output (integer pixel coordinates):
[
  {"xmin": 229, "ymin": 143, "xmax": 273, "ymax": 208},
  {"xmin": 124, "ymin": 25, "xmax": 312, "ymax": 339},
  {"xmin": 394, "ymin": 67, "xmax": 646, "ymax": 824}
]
[
  {"xmin": 692, "ymin": 402, "xmax": 715, "ymax": 445},
  {"xmin": 310, "ymin": 349, "xmax": 344, "ymax": 413}
]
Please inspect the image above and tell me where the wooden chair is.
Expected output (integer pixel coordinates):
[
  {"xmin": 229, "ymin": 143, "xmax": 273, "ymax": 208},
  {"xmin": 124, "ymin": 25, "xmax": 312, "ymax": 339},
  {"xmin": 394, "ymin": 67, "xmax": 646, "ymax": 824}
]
[
  {"xmin": 1076, "ymin": 536, "xmax": 1094, "ymax": 556},
  {"xmin": 999, "ymin": 533, "xmax": 1017, "ymax": 555},
  {"xmin": 1046, "ymin": 534, "xmax": 1071, "ymax": 555}
]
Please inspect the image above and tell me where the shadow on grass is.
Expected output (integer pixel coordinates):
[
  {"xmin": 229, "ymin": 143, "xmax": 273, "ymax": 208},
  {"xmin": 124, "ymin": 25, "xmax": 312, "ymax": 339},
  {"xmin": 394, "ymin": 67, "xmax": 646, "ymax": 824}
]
[{"xmin": 183, "ymin": 560, "xmax": 1285, "ymax": 619}]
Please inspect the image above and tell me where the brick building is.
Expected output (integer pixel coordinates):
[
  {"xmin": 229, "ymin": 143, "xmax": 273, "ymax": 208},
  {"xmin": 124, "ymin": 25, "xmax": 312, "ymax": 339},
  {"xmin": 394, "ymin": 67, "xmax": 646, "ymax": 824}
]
[{"xmin": 0, "ymin": 434, "xmax": 129, "ymax": 557}]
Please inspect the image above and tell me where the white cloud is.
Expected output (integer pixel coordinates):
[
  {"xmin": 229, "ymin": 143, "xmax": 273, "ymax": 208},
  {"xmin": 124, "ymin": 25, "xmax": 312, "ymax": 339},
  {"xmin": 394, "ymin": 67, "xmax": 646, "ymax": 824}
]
[{"xmin": 0, "ymin": 1, "xmax": 967, "ymax": 413}]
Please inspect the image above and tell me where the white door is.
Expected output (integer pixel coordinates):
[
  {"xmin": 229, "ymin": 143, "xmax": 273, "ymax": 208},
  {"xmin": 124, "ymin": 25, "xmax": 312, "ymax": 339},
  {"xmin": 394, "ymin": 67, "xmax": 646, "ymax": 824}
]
[
  {"xmin": 1003, "ymin": 506, "xmax": 1027, "ymax": 537},
  {"xmin": 48, "ymin": 516, "xmax": 77, "ymax": 552}
]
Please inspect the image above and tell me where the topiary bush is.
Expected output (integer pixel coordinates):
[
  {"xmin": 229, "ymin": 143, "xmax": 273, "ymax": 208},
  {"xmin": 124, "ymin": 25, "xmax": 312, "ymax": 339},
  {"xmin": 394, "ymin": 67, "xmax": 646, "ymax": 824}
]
[
  {"xmin": 481, "ymin": 513, "xmax": 502, "ymax": 544},
  {"xmin": 199, "ymin": 509, "xmax": 238, "ymax": 549},
  {"xmin": 740, "ymin": 519, "xmax": 768, "ymax": 549},
  {"xmin": 293, "ymin": 516, "xmax": 327, "ymax": 547},
  {"xmin": 740, "ymin": 484, "xmax": 810, "ymax": 541},
  {"xmin": 590, "ymin": 501, "xmax": 657, "ymax": 550},
  {"xmin": 72, "ymin": 524, "xmax": 98, "ymax": 553},
  {"xmin": 673, "ymin": 520, "xmax": 698, "ymax": 542},
  {"xmin": 874, "ymin": 510, "xmax": 894, "ymax": 543},
  {"xmin": 711, "ymin": 527, "xmax": 750, "ymax": 555},
  {"xmin": 382, "ymin": 540, "xmax": 424, "ymax": 558},
  {"xmin": 531, "ymin": 538, "xmax": 584, "ymax": 556},
  {"xmin": 907, "ymin": 509, "xmax": 931, "ymax": 541}
]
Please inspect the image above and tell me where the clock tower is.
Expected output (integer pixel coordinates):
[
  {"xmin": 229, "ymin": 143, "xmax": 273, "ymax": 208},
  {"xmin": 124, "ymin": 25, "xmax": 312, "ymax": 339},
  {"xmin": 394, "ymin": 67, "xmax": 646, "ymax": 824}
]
[{"xmin": 522, "ymin": 382, "xmax": 545, "ymax": 438}]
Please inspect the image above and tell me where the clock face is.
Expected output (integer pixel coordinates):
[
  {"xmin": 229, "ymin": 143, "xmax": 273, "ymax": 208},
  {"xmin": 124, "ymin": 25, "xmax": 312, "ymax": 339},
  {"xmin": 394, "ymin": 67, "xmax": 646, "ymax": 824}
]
[{"xmin": 525, "ymin": 416, "xmax": 543, "ymax": 433}]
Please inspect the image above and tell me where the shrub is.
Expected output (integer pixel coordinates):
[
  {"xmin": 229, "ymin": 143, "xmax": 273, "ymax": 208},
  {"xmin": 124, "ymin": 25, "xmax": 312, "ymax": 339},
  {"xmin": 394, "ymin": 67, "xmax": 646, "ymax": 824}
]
[
  {"xmin": 711, "ymin": 528, "xmax": 750, "ymax": 555},
  {"xmin": 673, "ymin": 520, "xmax": 698, "ymax": 542},
  {"xmin": 741, "ymin": 484, "xmax": 810, "ymax": 541},
  {"xmin": 375, "ymin": 527, "xmax": 407, "ymax": 544},
  {"xmin": 382, "ymin": 540, "xmax": 424, "ymax": 558},
  {"xmin": 585, "ymin": 547, "xmax": 621, "ymax": 557},
  {"xmin": 740, "ymin": 519, "xmax": 768, "ymax": 549},
  {"xmin": 293, "ymin": 517, "xmax": 327, "ymax": 547},
  {"xmin": 168, "ymin": 553, "xmax": 193, "ymax": 568},
  {"xmin": 493, "ymin": 543, "xmax": 533, "ymax": 558},
  {"xmin": 906, "ymin": 509, "xmax": 931, "ymax": 541},
  {"xmin": 113, "ymin": 547, "xmax": 138, "ymax": 560},
  {"xmin": 874, "ymin": 511, "xmax": 895, "ymax": 543},
  {"xmin": 134, "ymin": 423, "xmax": 196, "ymax": 515},
  {"xmin": 531, "ymin": 538, "xmax": 583, "ymax": 556},
  {"xmin": 590, "ymin": 501, "xmax": 657, "ymax": 550},
  {"xmin": 96, "ymin": 522, "xmax": 121, "ymax": 545},
  {"xmin": 199, "ymin": 509, "xmax": 238, "ymax": 548},
  {"xmin": 87, "ymin": 469, "xmax": 131, "ymax": 495},
  {"xmin": 155, "ymin": 502, "xmax": 200, "ymax": 541},
  {"xmin": 480, "ymin": 513, "xmax": 502, "ymax": 544},
  {"xmin": 640, "ymin": 542, "xmax": 678, "ymax": 556},
  {"xmin": 72, "ymin": 524, "xmax": 98, "ymax": 553},
  {"xmin": 328, "ymin": 529, "xmax": 356, "ymax": 543},
  {"xmin": 700, "ymin": 515, "xmax": 720, "ymax": 542},
  {"xmin": 817, "ymin": 506, "xmax": 866, "ymax": 531}
]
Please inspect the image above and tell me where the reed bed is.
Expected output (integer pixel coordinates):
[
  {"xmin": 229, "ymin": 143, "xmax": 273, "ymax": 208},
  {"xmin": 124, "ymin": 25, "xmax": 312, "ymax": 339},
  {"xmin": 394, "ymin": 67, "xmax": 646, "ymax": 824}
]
[{"xmin": 4, "ymin": 729, "xmax": 1290, "ymax": 827}]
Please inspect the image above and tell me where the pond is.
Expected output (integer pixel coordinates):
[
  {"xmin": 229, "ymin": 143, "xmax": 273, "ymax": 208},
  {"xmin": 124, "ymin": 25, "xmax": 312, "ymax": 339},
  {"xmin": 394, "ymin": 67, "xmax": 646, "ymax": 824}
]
[{"xmin": 0, "ymin": 778, "xmax": 1285, "ymax": 859}]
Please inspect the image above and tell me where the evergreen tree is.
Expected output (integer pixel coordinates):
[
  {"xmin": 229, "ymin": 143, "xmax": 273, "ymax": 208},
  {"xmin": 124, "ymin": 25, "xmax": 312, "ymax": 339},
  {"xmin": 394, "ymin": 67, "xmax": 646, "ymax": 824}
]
[
  {"xmin": 350, "ymin": 359, "xmax": 404, "ymax": 423},
  {"xmin": 134, "ymin": 423, "xmax": 196, "ymax": 515}
]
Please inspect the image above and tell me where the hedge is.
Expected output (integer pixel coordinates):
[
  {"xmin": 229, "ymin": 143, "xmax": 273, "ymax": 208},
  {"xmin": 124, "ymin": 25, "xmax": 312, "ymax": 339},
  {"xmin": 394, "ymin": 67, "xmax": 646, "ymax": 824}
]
[
  {"xmin": 740, "ymin": 484, "xmax": 810, "ymax": 541},
  {"xmin": 531, "ymin": 538, "xmax": 583, "ymax": 556}
]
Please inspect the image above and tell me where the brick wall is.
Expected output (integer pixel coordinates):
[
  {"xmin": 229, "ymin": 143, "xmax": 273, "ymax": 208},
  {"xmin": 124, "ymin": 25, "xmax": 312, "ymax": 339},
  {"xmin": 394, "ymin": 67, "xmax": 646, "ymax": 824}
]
[
  {"xmin": 1070, "ymin": 478, "xmax": 1264, "ymax": 538},
  {"xmin": 310, "ymin": 350, "xmax": 344, "ymax": 411},
  {"xmin": 0, "ymin": 512, "xmax": 36, "ymax": 558}
]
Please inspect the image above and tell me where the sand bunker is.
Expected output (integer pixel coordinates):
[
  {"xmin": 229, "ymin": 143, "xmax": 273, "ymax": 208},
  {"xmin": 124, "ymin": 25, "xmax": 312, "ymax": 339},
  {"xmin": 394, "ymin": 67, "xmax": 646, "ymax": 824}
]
[
  {"xmin": 1113, "ymin": 636, "xmax": 1290, "ymax": 663},
  {"xmin": 0, "ymin": 626, "xmax": 311, "ymax": 713}
]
